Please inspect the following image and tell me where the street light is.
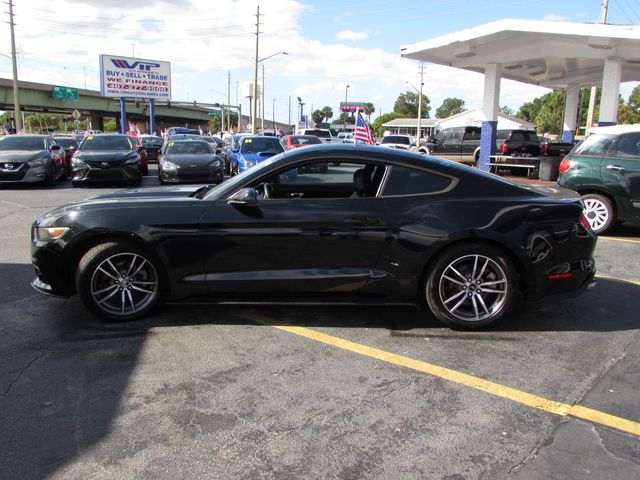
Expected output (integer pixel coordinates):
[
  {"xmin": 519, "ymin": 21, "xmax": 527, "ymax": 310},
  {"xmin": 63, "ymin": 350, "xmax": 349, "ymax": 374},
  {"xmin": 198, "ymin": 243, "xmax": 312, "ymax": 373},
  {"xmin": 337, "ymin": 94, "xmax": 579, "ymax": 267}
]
[
  {"xmin": 272, "ymin": 98, "xmax": 276, "ymax": 130},
  {"xmin": 252, "ymin": 51, "xmax": 288, "ymax": 134},
  {"xmin": 405, "ymin": 79, "xmax": 424, "ymax": 145},
  {"xmin": 210, "ymin": 88, "xmax": 227, "ymax": 133},
  {"xmin": 343, "ymin": 84, "xmax": 350, "ymax": 133}
]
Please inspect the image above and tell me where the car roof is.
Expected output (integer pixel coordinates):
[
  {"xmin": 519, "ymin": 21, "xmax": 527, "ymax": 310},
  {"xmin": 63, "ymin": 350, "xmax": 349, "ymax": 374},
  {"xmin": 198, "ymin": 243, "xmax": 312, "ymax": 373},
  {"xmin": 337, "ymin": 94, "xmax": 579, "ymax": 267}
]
[{"xmin": 589, "ymin": 124, "xmax": 640, "ymax": 135}]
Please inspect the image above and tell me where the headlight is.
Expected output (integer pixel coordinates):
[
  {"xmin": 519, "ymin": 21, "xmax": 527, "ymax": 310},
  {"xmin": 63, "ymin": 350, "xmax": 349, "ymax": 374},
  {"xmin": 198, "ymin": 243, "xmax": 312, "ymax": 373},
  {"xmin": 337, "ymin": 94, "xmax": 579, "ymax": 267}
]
[
  {"xmin": 72, "ymin": 157, "xmax": 87, "ymax": 167},
  {"xmin": 245, "ymin": 161, "xmax": 255, "ymax": 168},
  {"xmin": 125, "ymin": 156, "xmax": 140, "ymax": 164},
  {"xmin": 27, "ymin": 158, "xmax": 47, "ymax": 167},
  {"xmin": 161, "ymin": 160, "xmax": 178, "ymax": 171},
  {"xmin": 210, "ymin": 159, "xmax": 221, "ymax": 167},
  {"xmin": 35, "ymin": 226, "xmax": 69, "ymax": 243}
]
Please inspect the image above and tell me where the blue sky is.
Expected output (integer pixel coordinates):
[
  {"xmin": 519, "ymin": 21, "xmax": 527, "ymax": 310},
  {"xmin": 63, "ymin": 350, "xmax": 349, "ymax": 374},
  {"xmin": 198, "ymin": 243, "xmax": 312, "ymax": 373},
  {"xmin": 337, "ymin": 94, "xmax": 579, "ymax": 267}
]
[{"xmin": 1, "ymin": 0, "xmax": 638, "ymax": 126}]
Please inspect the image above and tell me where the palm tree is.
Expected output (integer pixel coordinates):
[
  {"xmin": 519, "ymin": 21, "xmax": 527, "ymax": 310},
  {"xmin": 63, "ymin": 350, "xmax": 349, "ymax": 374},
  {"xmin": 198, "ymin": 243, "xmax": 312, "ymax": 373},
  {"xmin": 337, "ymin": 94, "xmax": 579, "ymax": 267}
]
[
  {"xmin": 321, "ymin": 106, "xmax": 333, "ymax": 124},
  {"xmin": 363, "ymin": 103, "xmax": 375, "ymax": 122}
]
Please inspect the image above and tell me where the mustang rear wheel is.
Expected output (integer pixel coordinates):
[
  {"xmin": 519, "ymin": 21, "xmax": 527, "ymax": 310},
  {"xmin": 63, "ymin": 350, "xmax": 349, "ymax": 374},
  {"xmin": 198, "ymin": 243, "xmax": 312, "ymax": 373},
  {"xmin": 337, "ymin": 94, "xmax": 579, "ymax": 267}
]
[
  {"xmin": 582, "ymin": 193, "xmax": 614, "ymax": 234},
  {"xmin": 76, "ymin": 242, "xmax": 162, "ymax": 321},
  {"xmin": 425, "ymin": 243, "xmax": 517, "ymax": 329}
]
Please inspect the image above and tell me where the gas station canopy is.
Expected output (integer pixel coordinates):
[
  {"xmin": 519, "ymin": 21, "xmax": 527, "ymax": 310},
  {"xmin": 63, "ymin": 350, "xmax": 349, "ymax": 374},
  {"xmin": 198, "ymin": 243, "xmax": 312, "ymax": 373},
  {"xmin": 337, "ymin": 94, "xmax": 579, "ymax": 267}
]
[{"xmin": 400, "ymin": 19, "xmax": 640, "ymax": 90}]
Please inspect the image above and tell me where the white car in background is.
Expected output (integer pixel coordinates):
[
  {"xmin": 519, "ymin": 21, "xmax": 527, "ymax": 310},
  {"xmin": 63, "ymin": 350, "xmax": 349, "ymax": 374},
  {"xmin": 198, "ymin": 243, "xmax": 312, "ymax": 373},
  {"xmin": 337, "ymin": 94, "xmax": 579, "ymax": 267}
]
[
  {"xmin": 298, "ymin": 128, "xmax": 333, "ymax": 143},
  {"xmin": 379, "ymin": 134, "xmax": 416, "ymax": 150}
]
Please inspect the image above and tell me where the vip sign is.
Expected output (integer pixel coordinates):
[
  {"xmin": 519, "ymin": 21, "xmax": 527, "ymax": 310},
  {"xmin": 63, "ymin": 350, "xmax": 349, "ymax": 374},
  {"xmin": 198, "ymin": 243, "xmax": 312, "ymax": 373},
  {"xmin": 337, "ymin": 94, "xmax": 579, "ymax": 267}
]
[{"xmin": 99, "ymin": 54, "xmax": 172, "ymax": 100}]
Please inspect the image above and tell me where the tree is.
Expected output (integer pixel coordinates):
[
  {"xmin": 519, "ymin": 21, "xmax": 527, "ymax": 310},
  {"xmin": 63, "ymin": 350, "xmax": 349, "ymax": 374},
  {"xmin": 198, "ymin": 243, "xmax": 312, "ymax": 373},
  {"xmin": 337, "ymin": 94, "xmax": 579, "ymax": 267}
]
[
  {"xmin": 372, "ymin": 112, "xmax": 404, "ymax": 137},
  {"xmin": 312, "ymin": 109, "xmax": 325, "ymax": 126},
  {"xmin": 320, "ymin": 106, "xmax": 333, "ymax": 123},
  {"xmin": 435, "ymin": 98, "xmax": 465, "ymax": 119},
  {"xmin": 393, "ymin": 91, "xmax": 430, "ymax": 118},
  {"xmin": 334, "ymin": 112, "xmax": 355, "ymax": 125},
  {"xmin": 517, "ymin": 91, "xmax": 565, "ymax": 134},
  {"xmin": 363, "ymin": 102, "xmax": 375, "ymax": 121},
  {"xmin": 499, "ymin": 105, "xmax": 514, "ymax": 116}
]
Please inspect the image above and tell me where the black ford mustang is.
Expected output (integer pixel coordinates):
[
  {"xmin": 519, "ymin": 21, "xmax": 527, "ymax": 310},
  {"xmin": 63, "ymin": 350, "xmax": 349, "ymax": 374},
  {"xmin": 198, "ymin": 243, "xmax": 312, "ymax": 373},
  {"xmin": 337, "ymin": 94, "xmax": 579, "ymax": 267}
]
[{"xmin": 31, "ymin": 145, "xmax": 597, "ymax": 329}]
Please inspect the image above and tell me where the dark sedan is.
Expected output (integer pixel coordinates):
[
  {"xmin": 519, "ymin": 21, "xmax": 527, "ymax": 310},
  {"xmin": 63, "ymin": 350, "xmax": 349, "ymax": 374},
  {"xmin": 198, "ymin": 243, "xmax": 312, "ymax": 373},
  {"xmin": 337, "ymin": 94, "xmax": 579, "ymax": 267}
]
[
  {"xmin": 53, "ymin": 136, "xmax": 80, "ymax": 177},
  {"xmin": 71, "ymin": 134, "xmax": 144, "ymax": 187},
  {"xmin": 0, "ymin": 135, "xmax": 65, "ymax": 186},
  {"xmin": 158, "ymin": 139, "xmax": 224, "ymax": 184},
  {"xmin": 139, "ymin": 135, "xmax": 164, "ymax": 162},
  {"xmin": 31, "ymin": 145, "xmax": 596, "ymax": 329}
]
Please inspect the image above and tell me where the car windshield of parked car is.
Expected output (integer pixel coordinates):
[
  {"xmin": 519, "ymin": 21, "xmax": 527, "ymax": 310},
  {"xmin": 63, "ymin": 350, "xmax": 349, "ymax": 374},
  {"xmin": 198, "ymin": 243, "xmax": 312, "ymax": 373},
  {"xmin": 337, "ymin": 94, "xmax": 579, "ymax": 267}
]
[
  {"xmin": 381, "ymin": 136, "xmax": 411, "ymax": 145},
  {"xmin": 166, "ymin": 141, "xmax": 212, "ymax": 155},
  {"xmin": 241, "ymin": 138, "xmax": 284, "ymax": 154},
  {"xmin": 291, "ymin": 136, "xmax": 321, "ymax": 146},
  {"xmin": 0, "ymin": 136, "xmax": 46, "ymax": 151},
  {"xmin": 572, "ymin": 134, "xmax": 616, "ymax": 156},
  {"xmin": 53, "ymin": 138, "xmax": 77, "ymax": 148},
  {"xmin": 305, "ymin": 130, "xmax": 331, "ymax": 139},
  {"xmin": 141, "ymin": 137, "xmax": 163, "ymax": 146},
  {"xmin": 81, "ymin": 135, "xmax": 133, "ymax": 151}
]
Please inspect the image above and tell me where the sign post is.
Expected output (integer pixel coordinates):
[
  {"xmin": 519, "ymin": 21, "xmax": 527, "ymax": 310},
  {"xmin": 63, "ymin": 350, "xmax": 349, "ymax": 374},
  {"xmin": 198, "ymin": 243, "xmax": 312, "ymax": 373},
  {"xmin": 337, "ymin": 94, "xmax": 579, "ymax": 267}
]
[{"xmin": 72, "ymin": 108, "xmax": 81, "ymax": 132}]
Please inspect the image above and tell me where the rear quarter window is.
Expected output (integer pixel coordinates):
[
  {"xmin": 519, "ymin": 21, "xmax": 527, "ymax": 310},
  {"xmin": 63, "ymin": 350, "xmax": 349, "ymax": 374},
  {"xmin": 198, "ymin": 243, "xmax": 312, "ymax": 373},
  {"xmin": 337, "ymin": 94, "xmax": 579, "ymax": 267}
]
[{"xmin": 382, "ymin": 166, "xmax": 453, "ymax": 196}]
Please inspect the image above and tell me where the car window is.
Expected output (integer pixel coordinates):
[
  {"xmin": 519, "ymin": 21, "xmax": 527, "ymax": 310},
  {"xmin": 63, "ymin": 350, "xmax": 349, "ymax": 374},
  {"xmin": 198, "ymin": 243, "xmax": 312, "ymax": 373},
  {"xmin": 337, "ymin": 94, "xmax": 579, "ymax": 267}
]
[
  {"xmin": 448, "ymin": 129, "xmax": 463, "ymax": 142},
  {"xmin": 382, "ymin": 166, "xmax": 453, "ymax": 196},
  {"xmin": 463, "ymin": 129, "xmax": 480, "ymax": 141},
  {"xmin": 167, "ymin": 141, "xmax": 212, "ymax": 155},
  {"xmin": 291, "ymin": 136, "xmax": 321, "ymax": 146},
  {"xmin": 54, "ymin": 138, "xmax": 78, "ymax": 148},
  {"xmin": 381, "ymin": 136, "xmax": 411, "ymax": 145},
  {"xmin": 572, "ymin": 134, "xmax": 615, "ymax": 156},
  {"xmin": 80, "ymin": 135, "xmax": 133, "ymax": 151},
  {"xmin": 613, "ymin": 133, "xmax": 640, "ymax": 159},
  {"xmin": 0, "ymin": 136, "xmax": 47, "ymax": 151},
  {"xmin": 241, "ymin": 138, "xmax": 284, "ymax": 154}
]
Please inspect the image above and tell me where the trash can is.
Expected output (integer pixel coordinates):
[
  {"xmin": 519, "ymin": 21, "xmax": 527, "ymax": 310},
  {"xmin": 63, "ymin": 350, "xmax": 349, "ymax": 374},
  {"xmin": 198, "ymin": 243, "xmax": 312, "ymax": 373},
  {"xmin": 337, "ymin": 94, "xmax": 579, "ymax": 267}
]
[{"xmin": 538, "ymin": 156, "xmax": 561, "ymax": 181}]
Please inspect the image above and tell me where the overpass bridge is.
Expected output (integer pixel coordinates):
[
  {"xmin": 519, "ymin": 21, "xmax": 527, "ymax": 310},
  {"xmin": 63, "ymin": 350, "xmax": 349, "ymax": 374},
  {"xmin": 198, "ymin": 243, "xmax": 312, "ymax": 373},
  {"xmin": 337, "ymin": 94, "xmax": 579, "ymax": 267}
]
[{"xmin": 0, "ymin": 78, "xmax": 291, "ymax": 134}]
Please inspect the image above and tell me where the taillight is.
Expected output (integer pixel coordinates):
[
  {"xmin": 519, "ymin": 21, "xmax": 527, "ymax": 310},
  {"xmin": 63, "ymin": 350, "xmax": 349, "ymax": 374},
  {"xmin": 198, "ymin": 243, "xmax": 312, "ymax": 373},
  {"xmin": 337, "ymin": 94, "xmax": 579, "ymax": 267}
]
[
  {"xmin": 501, "ymin": 142, "xmax": 508, "ymax": 154},
  {"xmin": 558, "ymin": 158, "xmax": 573, "ymax": 173},
  {"xmin": 541, "ymin": 144, "xmax": 550, "ymax": 156}
]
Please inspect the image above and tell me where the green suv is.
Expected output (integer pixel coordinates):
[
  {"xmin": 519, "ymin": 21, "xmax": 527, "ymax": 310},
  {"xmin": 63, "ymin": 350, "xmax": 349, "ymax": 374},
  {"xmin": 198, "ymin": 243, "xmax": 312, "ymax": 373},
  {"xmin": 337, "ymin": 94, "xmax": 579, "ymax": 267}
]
[{"xmin": 557, "ymin": 125, "xmax": 640, "ymax": 234}]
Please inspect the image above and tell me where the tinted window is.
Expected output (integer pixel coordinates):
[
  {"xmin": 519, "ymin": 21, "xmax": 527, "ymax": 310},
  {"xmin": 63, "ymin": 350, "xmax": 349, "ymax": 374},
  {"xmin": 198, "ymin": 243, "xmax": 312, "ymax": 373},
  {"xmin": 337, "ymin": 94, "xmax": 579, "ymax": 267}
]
[
  {"xmin": 241, "ymin": 137, "xmax": 284, "ymax": 153},
  {"xmin": 141, "ymin": 137, "xmax": 163, "ymax": 146},
  {"xmin": 383, "ymin": 166, "xmax": 452, "ymax": 196},
  {"xmin": 447, "ymin": 129, "xmax": 463, "ymax": 142},
  {"xmin": 381, "ymin": 136, "xmax": 411, "ymax": 145},
  {"xmin": 53, "ymin": 138, "xmax": 78, "ymax": 148},
  {"xmin": 0, "ymin": 136, "xmax": 46, "ymax": 151},
  {"xmin": 291, "ymin": 136, "xmax": 321, "ymax": 146},
  {"xmin": 613, "ymin": 133, "xmax": 640, "ymax": 159},
  {"xmin": 166, "ymin": 141, "xmax": 212, "ymax": 155},
  {"xmin": 80, "ymin": 135, "xmax": 133, "ymax": 151},
  {"xmin": 463, "ymin": 129, "xmax": 480, "ymax": 141},
  {"xmin": 572, "ymin": 134, "xmax": 615, "ymax": 156},
  {"xmin": 304, "ymin": 129, "xmax": 331, "ymax": 139}
]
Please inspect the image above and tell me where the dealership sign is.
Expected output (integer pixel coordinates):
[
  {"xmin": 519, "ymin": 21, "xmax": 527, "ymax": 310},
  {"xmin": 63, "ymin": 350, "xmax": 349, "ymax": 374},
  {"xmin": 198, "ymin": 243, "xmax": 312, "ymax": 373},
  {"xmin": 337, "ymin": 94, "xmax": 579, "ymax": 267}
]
[
  {"xmin": 99, "ymin": 54, "xmax": 171, "ymax": 100},
  {"xmin": 340, "ymin": 102, "xmax": 367, "ymax": 112}
]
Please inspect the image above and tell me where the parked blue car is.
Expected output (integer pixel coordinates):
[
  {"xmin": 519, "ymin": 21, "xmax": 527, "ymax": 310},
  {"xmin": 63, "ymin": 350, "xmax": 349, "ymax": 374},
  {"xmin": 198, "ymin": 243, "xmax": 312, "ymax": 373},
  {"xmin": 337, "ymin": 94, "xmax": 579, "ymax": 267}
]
[{"xmin": 230, "ymin": 136, "xmax": 285, "ymax": 175}]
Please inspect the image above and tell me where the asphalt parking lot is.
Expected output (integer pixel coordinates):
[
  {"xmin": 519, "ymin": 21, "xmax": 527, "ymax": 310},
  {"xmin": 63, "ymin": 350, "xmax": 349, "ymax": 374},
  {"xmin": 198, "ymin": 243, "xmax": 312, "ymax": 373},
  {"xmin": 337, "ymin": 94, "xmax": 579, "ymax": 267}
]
[{"xmin": 1, "ymin": 170, "xmax": 639, "ymax": 479}]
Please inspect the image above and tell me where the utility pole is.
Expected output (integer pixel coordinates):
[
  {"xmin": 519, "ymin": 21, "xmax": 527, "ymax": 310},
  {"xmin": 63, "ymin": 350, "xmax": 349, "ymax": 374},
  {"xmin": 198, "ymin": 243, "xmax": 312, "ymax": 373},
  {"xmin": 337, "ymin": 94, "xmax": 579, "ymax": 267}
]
[
  {"xmin": 251, "ymin": 5, "xmax": 260, "ymax": 134},
  {"xmin": 8, "ymin": 0, "xmax": 21, "ymax": 132},
  {"xmin": 288, "ymin": 95, "xmax": 291, "ymax": 131},
  {"xmin": 586, "ymin": 0, "xmax": 609, "ymax": 131},
  {"xmin": 227, "ymin": 71, "xmax": 231, "ymax": 133},
  {"xmin": 417, "ymin": 62, "xmax": 424, "ymax": 145}
]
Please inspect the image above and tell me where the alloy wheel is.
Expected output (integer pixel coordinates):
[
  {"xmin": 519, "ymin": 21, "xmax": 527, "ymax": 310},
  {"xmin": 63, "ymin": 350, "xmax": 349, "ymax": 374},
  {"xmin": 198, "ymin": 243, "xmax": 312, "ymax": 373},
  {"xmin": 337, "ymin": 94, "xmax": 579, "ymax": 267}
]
[
  {"xmin": 583, "ymin": 197, "xmax": 609, "ymax": 232},
  {"xmin": 438, "ymin": 254, "xmax": 508, "ymax": 322}
]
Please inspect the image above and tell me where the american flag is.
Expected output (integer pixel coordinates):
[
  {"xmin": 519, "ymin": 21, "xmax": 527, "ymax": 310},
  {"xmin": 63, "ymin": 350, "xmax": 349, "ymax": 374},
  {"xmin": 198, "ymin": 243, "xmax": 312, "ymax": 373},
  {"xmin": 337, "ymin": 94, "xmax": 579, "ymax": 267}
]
[{"xmin": 354, "ymin": 110, "xmax": 375, "ymax": 145}]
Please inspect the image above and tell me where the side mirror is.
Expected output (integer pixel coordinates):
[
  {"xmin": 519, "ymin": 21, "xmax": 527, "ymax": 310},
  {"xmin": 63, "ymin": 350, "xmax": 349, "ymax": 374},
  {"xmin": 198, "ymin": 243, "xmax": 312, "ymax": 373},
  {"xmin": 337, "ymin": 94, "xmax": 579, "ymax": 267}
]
[{"xmin": 228, "ymin": 188, "xmax": 258, "ymax": 206}]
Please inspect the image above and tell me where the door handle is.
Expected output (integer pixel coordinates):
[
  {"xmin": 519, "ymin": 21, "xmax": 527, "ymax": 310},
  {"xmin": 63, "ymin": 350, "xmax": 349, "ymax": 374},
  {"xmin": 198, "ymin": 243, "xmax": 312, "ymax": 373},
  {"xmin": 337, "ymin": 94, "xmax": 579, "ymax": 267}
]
[
  {"xmin": 344, "ymin": 216, "xmax": 379, "ymax": 225},
  {"xmin": 606, "ymin": 165, "xmax": 626, "ymax": 172}
]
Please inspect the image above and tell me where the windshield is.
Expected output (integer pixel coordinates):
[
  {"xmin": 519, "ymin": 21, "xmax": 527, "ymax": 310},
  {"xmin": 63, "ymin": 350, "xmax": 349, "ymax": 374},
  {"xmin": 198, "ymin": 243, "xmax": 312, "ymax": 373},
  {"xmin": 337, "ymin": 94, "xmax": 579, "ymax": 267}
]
[
  {"xmin": 0, "ymin": 136, "xmax": 46, "ymax": 151},
  {"xmin": 240, "ymin": 137, "xmax": 284, "ymax": 154},
  {"xmin": 80, "ymin": 135, "xmax": 134, "ymax": 151},
  {"xmin": 291, "ymin": 136, "xmax": 321, "ymax": 146},
  {"xmin": 53, "ymin": 138, "xmax": 77, "ymax": 148},
  {"xmin": 166, "ymin": 141, "xmax": 212, "ymax": 155},
  {"xmin": 141, "ymin": 137, "xmax": 163, "ymax": 146},
  {"xmin": 381, "ymin": 136, "xmax": 411, "ymax": 145},
  {"xmin": 571, "ymin": 134, "xmax": 615, "ymax": 156},
  {"xmin": 305, "ymin": 130, "xmax": 331, "ymax": 139}
]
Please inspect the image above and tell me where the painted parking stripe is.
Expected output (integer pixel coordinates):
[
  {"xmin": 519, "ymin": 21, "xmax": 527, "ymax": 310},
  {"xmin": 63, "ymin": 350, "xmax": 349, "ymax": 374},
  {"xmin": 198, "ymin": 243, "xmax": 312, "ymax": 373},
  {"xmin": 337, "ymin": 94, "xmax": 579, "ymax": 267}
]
[
  {"xmin": 595, "ymin": 273, "xmax": 640, "ymax": 287},
  {"xmin": 245, "ymin": 313, "xmax": 640, "ymax": 437},
  {"xmin": 599, "ymin": 236, "xmax": 640, "ymax": 245}
]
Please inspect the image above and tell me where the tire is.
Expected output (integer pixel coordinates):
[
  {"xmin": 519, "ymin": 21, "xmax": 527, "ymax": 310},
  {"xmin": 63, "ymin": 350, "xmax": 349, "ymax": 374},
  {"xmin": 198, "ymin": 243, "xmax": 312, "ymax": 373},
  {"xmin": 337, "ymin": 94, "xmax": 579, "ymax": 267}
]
[
  {"xmin": 43, "ymin": 166, "xmax": 56, "ymax": 187},
  {"xmin": 76, "ymin": 242, "xmax": 162, "ymax": 322},
  {"xmin": 582, "ymin": 193, "xmax": 614, "ymax": 234},
  {"xmin": 142, "ymin": 165, "xmax": 149, "ymax": 176},
  {"xmin": 425, "ymin": 242, "xmax": 517, "ymax": 330}
]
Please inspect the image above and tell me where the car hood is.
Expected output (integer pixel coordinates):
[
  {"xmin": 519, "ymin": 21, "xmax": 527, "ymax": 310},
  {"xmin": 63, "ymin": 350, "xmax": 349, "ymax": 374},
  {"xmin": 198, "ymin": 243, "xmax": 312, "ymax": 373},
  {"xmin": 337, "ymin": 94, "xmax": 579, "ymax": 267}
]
[
  {"xmin": 75, "ymin": 150, "xmax": 138, "ymax": 162},
  {"xmin": 240, "ymin": 150, "xmax": 280, "ymax": 163},
  {"xmin": 164, "ymin": 154, "xmax": 218, "ymax": 165},
  {"xmin": 0, "ymin": 150, "xmax": 48, "ymax": 163}
]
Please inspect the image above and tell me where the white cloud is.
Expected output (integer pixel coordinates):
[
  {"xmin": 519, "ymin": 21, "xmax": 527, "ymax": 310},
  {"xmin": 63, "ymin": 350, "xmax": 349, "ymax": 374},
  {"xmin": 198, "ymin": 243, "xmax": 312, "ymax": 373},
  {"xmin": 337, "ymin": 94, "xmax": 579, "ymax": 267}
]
[
  {"xmin": 542, "ymin": 13, "xmax": 570, "ymax": 22},
  {"xmin": 336, "ymin": 30, "xmax": 369, "ymax": 41}
]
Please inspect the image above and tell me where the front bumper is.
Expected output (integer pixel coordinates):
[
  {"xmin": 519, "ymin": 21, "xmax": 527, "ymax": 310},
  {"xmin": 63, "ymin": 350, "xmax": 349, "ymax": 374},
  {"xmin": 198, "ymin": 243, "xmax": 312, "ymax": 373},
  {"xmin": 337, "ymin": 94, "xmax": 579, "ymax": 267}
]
[
  {"xmin": 160, "ymin": 166, "xmax": 224, "ymax": 183},
  {"xmin": 72, "ymin": 161, "xmax": 141, "ymax": 183},
  {"xmin": 0, "ymin": 163, "xmax": 48, "ymax": 184}
]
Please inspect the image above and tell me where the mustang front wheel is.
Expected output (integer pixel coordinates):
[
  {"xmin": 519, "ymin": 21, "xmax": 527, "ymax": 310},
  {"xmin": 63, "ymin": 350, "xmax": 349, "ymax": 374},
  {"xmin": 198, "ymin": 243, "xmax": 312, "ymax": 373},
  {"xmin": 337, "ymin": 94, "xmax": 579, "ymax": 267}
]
[
  {"xmin": 425, "ymin": 243, "xmax": 517, "ymax": 329},
  {"xmin": 76, "ymin": 242, "xmax": 161, "ymax": 321}
]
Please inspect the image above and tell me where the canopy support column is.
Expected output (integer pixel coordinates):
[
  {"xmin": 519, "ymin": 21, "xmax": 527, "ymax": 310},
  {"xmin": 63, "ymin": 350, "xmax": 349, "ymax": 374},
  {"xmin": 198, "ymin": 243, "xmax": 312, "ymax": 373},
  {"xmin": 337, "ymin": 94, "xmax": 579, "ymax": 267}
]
[
  {"xmin": 562, "ymin": 86, "xmax": 579, "ymax": 143},
  {"xmin": 479, "ymin": 63, "xmax": 501, "ymax": 171},
  {"xmin": 598, "ymin": 57, "xmax": 622, "ymax": 126}
]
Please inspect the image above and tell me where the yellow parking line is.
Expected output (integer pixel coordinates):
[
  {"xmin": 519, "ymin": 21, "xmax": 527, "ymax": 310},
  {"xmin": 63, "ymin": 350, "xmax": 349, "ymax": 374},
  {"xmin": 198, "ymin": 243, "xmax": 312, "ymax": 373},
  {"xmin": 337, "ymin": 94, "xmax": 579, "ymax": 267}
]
[
  {"xmin": 246, "ymin": 313, "xmax": 640, "ymax": 437},
  {"xmin": 599, "ymin": 236, "xmax": 640, "ymax": 245},
  {"xmin": 595, "ymin": 274, "xmax": 640, "ymax": 287}
]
